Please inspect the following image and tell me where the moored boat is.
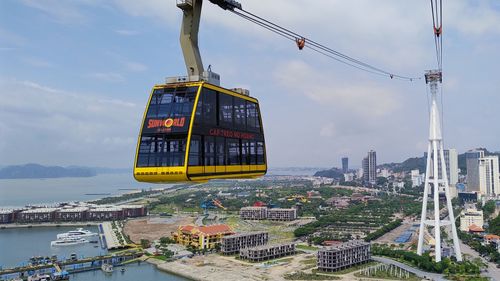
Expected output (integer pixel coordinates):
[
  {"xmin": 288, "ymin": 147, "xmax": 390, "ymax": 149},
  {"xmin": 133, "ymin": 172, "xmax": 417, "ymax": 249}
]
[
  {"xmin": 56, "ymin": 228, "xmax": 98, "ymax": 239},
  {"xmin": 51, "ymin": 237, "xmax": 89, "ymax": 246}
]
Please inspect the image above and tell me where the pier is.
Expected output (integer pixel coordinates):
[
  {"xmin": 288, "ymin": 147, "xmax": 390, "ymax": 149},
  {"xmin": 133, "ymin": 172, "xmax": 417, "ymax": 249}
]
[{"xmin": 0, "ymin": 252, "xmax": 143, "ymax": 280}]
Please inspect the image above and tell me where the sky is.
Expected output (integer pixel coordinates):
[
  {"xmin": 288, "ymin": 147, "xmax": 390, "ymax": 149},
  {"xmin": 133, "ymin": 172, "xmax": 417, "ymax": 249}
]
[{"xmin": 0, "ymin": 0, "xmax": 499, "ymax": 169}]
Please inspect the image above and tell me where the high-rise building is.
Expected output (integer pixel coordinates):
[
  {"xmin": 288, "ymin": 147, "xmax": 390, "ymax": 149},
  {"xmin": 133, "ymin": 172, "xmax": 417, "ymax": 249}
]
[
  {"xmin": 342, "ymin": 157, "xmax": 349, "ymax": 173},
  {"xmin": 424, "ymin": 148, "xmax": 458, "ymax": 186},
  {"xmin": 362, "ymin": 150, "xmax": 376, "ymax": 184},
  {"xmin": 479, "ymin": 155, "xmax": 499, "ymax": 196},
  {"xmin": 466, "ymin": 150, "xmax": 485, "ymax": 192}
]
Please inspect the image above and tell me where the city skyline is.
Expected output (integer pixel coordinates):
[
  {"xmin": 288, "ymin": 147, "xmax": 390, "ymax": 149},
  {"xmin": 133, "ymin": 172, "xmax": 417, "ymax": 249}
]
[{"xmin": 1, "ymin": 1, "xmax": 500, "ymax": 168}]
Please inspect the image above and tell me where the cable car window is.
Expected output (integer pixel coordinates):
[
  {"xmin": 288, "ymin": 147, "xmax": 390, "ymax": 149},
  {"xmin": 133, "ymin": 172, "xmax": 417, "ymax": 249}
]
[
  {"xmin": 257, "ymin": 141, "xmax": 265, "ymax": 164},
  {"xmin": 188, "ymin": 135, "xmax": 201, "ymax": 166},
  {"xmin": 255, "ymin": 104, "xmax": 262, "ymax": 131},
  {"xmin": 194, "ymin": 90, "xmax": 203, "ymax": 126},
  {"xmin": 219, "ymin": 93, "xmax": 233, "ymax": 128},
  {"xmin": 241, "ymin": 140, "xmax": 250, "ymax": 165},
  {"xmin": 216, "ymin": 137, "xmax": 225, "ymax": 166},
  {"xmin": 146, "ymin": 104, "xmax": 158, "ymax": 118},
  {"xmin": 246, "ymin": 102, "xmax": 257, "ymax": 132},
  {"xmin": 136, "ymin": 135, "xmax": 186, "ymax": 167},
  {"xmin": 249, "ymin": 141, "xmax": 257, "ymax": 165},
  {"xmin": 204, "ymin": 136, "xmax": 215, "ymax": 166},
  {"xmin": 142, "ymin": 86, "xmax": 198, "ymax": 134},
  {"xmin": 203, "ymin": 89, "xmax": 217, "ymax": 126},
  {"xmin": 234, "ymin": 98, "xmax": 246, "ymax": 130},
  {"xmin": 227, "ymin": 138, "xmax": 240, "ymax": 165}
]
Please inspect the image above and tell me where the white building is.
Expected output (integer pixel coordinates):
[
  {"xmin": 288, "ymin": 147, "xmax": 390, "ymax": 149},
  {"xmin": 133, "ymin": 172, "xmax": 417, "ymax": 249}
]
[
  {"xmin": 426, "ymin": 148, "xmax": 459, "ymax": 186},
  {"xmin": 448, "ymin": 149, "xmax": 459, "ymax": 186},
  {"xmin": 460, "ymin": 208, "xmax": 484, "ymax": 232},
  {"xmin": 343, "ymin": 173, "xmax": 354, "ymax": 182},
  {"xmin": 411, "ymin": 169, "xmax": 423, "ymax": 187},
  {"xmin": 478, "ymin": 155, "xmax": 499, "ymax": 196}
]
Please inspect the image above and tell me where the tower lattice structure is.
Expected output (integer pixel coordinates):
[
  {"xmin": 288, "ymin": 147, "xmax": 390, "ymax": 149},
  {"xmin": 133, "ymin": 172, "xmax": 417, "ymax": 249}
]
[{"xmin": 416, "ymin": 70, "xmax": 462, "ymax": 262}]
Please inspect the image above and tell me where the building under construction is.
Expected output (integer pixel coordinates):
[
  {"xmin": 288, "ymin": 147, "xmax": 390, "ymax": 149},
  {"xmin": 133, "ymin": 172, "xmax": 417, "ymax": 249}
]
[
  {"xmin": 239, "ymin": 242, "xmax": 296, "ymax": 262},
  {"xmin": 220, "ymin": 231, "xmax": 269, "ymax": 255},
  {"xmin": 267, "ymin": 208, "xmax": 297, "ymax": 221},
  {"xmin": 240, "ymin": 206, "xmax": 268, "ymax": 220},
  {"xmin": 317, "ymin": 240, "xmax": 371, "ymax": 272}
]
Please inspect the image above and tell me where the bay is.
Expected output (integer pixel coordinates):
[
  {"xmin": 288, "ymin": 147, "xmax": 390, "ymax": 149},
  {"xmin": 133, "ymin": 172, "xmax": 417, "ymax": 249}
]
[{"xmin": 0, "ymin": 174, "xmax": 171, "ymax": 207}]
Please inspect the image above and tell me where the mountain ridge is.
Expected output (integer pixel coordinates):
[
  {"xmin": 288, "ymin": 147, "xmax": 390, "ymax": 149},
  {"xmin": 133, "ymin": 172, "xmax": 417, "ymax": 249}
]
[{"xmin": 0, "ymin": 164, "xmax": 130, "ymax": 179}]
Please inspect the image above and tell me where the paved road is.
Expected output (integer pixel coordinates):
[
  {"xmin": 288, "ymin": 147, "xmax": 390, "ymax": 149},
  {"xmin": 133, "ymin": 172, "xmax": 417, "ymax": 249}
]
[
  {"xmin": 373, "ymin": 256, "xmax": 447, "ymax": 281},
  {"xmin": 458, "ymin": 239, "xmax": 500, "ymax": 280},
  {"xmin": 442, "ymin": 215, "xmax": 500, "ymax": 280}
]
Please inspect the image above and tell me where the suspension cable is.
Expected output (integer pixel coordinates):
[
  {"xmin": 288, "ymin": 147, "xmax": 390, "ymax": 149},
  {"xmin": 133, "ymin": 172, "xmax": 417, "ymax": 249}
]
[
  {"xmin": 430, "ymin": 0, "xmax": 443, "ymax": 70},
  {"xmin": 212, "ymin": 2, "xmax": 422, "ymax": 81}
]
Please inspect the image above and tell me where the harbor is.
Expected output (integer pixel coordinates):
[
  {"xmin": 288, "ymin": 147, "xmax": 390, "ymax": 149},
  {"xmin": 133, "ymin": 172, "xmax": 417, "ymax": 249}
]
[{"xmin": 0, "ymin": 225, "xmax": 187, "ymax": 281}]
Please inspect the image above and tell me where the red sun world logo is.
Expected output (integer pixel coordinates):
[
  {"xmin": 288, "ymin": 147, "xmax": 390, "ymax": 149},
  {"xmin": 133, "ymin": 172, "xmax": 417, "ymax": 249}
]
[
  {"xmin": 147, "ymin": 117, "xmax": 186, "ymax": 129},
  {"xmin": 164, "ymin": 118, "xmax": 174, "ymax": 128}
]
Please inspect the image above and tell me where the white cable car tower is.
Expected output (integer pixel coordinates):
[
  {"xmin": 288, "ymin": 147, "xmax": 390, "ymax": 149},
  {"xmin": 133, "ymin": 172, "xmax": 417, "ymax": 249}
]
[{"xmin": 417, "ymin": 70, "xmax": 462, "ymax": 262}]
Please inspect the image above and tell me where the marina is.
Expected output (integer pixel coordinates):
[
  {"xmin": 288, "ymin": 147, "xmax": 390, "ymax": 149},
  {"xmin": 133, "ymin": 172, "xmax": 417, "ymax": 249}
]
[{"xmin": 0, "ymin": 225, "xmax": 188, "ymax": 281}]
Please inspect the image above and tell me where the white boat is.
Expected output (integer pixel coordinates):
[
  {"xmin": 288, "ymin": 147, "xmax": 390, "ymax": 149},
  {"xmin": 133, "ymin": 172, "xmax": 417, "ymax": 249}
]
[
  {"xmin": 101, "ymin": 263, "xmax": 113, "ymax": 273},
  {"xmin": 56, "ymin": 228, "xmax": 98, "ymax": 239},
  {"xmin": 51, "ymin": 237, "xmax": 89, "ymax": 246}
]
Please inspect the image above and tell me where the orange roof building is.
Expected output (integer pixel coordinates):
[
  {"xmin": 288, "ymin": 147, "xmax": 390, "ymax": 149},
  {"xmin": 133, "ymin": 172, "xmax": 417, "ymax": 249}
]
[
  {"xmin": 468, "ymin": 224, "xmax": 484, "ymax": 233},
  {"xmin": 484, "ymin": 234, "xmax": 500, "ymax": 242},
  {"xmin": 172, "ymin": 224, "xmax": 234, "ymax": 250}
]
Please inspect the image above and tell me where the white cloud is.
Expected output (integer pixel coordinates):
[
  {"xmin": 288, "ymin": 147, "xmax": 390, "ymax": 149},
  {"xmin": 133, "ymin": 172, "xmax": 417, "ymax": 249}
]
[
  {"xmin": 0, "ymin": 27, "xmax": 27, "ymax": 47},
  {"xmin": 111, "ymin": 0, "xmax": 177, "ymax": 25},
  {"xmin": 21, "ymin": 57, "xmax": 55, "ymax": 68},
  {"xmin": 87, "ymin": 72, "xmax": 125, "ymax": 82},
  {"xmin": 274, "ymin": 60, "xmax": 400, "ymax": 118},
  {"xmin": 125, "ymin": 62, "xmax": 148, "ymax": 72},
  {"xmin": 114, "ymin": 29, "xmax": 139, "ymax": 36},
  {"xmin": 447, "ymin": 1, "xmax": 500, "ymax": 36},
  {"xmin": 320, "ymin": 123, "xmax": 336, "ymax": 137},
  {"xmin": 19, "ymin": 0, "xmax": 88, "ymax": 24},
  {"xmin": 0, "ymin": 79, "xmax": 141, "ymax": 167}
]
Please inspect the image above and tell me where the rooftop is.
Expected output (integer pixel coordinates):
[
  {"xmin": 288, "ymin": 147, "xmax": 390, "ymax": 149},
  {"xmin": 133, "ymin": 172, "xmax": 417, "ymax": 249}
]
[
  {"xmin": 179, "ymin": 224, "xmax": 233, "ymax": 235},
  {"xmin": 21, "ymin": 208, "xmax": 59, "ymax": 214},
  {"xmin": 223, "ymin": 231, "xmax": 268, "ymax": 239},
  {"xmin": 320, "ymin": 240, "xmax": 370, "ymax": 252},
  {"xmin": 244, "ymin": 242, "xmax": 295, "ymax": 251}
]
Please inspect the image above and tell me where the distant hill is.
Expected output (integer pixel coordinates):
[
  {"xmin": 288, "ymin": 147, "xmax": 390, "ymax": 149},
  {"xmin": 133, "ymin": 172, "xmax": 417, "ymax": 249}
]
[
  {"xmin": 316, "ymin": 148, "xmax": 500, "ymax": 178},
  {"xmin": 314, "ymin": 168, "xmax": 344, "ymax": 179},
  {"xmin": 0, "ymin": 164, "xmax": 99, "ymax": 179}
]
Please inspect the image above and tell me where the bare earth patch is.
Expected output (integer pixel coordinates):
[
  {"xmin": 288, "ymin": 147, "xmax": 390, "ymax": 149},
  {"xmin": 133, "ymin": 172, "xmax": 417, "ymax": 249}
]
[{"xmin": 124, "ymin": 215, "xmax": 195, "ymax": 243}]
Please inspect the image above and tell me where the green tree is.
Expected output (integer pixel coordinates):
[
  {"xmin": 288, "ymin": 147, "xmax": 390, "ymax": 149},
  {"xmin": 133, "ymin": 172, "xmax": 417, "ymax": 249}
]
[
  {"xmin": 140, "ymin": 239, "xmax": 151, "ymax": 249},
  {"xmin": 482, "ymin": 200, "xmax": 496, "ymax": 218}
]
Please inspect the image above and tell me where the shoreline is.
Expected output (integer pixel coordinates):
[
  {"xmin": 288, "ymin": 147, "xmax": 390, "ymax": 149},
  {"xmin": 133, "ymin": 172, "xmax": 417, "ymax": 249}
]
[
  {"xmin": 0, "ymin": 222, "xmax": 100, "ymax": 229},
  {"xmin": 146, "ymin": 258, "xmax": 197, "ymax": 281}
]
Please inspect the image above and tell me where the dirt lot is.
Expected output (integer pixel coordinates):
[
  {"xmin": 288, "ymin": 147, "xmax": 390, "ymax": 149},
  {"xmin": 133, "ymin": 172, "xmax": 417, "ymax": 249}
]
[
  {"xmin": 124, "ymin": 215, "xmax": 195, "ymax": 243},
  {"xmin": 155, "ymin": 252, "xmax": 316, "ymax": 281}
]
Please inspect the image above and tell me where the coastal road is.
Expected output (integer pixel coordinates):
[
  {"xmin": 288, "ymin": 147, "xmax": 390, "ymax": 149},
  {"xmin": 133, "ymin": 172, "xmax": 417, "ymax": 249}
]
[{"xmin": 373, "ymin": 256, "xmax": 446, "ymax": 281}]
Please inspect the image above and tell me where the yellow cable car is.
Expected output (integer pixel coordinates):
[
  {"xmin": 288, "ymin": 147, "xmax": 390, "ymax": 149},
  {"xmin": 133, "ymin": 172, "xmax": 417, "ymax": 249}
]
[{"xmin": 133, "ymin": 81, "xmax": 267, "ymax": 182}]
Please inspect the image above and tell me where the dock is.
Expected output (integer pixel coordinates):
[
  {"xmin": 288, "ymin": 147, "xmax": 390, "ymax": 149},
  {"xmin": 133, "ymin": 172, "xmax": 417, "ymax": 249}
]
[{"xmin": 0, "ymin": 252, "xmax": 143, "ymax": 280}]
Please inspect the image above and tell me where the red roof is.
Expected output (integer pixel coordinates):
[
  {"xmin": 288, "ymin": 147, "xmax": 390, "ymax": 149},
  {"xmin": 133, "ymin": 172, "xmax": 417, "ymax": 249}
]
[
  {"xmin": 178, "ymin": 224, "xmax": 233, "ymax": 235},
  {"xmin": 323, "ymin": 240, "xmax": 342, "ymax": 246},
  {"xmin": 468, "ymin": 224, "xmax": 484, "ymax": 232},
  {"xmin": 484, "ymin": 234, "xmax": 500, "ymax": 240},
  {"xmin": 180, "ymin": 225, "xmax": 195, "ymax": 233},
  {"xmin": 198, "ymin": 224, "xmax": 233, "ymax": 235},
  {"xmin": 253, "ymin": 201, "xmax": 266, "ymax": 207}
]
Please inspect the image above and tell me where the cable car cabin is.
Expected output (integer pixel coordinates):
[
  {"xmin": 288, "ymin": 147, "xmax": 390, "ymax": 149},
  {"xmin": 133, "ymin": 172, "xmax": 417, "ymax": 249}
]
[{"xmin": 134, "ymin": 82, "xmax": 267, "ymax": 182}]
